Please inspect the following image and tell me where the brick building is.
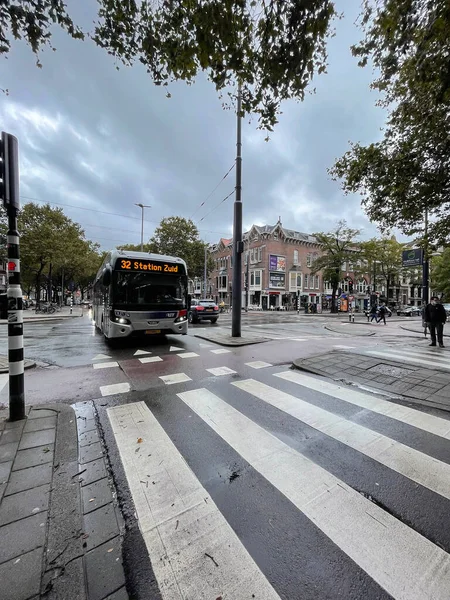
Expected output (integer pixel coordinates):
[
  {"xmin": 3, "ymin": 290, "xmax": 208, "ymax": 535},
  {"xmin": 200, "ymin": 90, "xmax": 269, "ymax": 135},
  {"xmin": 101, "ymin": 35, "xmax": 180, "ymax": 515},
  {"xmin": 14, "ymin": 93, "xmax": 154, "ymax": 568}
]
[{"xmin": 208, "ymin": 219, "xmax": 371, "ymax": 311}]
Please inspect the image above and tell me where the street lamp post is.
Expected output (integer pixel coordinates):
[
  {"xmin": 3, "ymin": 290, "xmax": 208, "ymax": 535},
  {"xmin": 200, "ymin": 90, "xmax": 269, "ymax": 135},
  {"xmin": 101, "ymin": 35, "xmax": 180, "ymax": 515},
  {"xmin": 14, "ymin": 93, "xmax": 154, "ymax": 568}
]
[{"xmin": 135, "ymin": 203, "xmax": 151, "ymax": 252}]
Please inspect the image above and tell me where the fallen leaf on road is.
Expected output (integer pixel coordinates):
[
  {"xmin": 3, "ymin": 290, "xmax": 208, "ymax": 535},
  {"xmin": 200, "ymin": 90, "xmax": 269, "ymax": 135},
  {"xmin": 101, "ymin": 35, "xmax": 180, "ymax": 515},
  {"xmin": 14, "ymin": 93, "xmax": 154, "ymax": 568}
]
[
  {"xmin": 137, "ymin": 437, "xmax": 143, "ymax": 443},
  {"xmin": 32, "ymin": 507, "xmax": 40, "ymax": 513},
  {"xmin": 107, "ymin": 548, "xmax": 114, "ymax": 553},
  {"xmin": 43, "ymin": 448, "xmax": 50, "ymax": 453},
  {"xmin": 89, "ymin": 498, "xmax": 95, "ymax": 502}
]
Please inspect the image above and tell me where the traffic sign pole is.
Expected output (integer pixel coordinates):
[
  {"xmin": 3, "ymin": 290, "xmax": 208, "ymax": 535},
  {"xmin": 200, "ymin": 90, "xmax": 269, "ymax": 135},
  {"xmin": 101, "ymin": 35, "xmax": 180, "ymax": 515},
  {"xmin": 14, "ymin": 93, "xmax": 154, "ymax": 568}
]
[{"xmin": 1, "ymin": 132, "xmax": 25, "ymax": 421}]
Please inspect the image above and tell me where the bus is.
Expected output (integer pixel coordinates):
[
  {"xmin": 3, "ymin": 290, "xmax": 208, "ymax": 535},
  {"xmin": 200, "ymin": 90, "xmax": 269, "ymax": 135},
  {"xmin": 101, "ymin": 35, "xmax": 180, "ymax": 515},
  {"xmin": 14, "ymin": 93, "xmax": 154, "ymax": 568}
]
[{"xmin": 92, "ymin": 250, "xmax": 189, "ymax": 341}]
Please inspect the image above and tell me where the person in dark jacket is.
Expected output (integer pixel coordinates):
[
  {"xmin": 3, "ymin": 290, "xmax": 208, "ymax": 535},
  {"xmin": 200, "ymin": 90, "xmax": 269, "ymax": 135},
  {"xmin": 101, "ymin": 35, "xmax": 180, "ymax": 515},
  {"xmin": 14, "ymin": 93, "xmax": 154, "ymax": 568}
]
[{"xmin": 424, "ymin": 296, "xmax": 447, "ymax": 347}]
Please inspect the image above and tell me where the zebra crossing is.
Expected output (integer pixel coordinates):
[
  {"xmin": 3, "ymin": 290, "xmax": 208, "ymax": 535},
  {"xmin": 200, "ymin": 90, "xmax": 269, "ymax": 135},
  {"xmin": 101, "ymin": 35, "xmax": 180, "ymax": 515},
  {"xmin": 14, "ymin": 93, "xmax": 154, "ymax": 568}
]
[
  {"xmin": 107, "ymin": 368, "xmax": 450, "ymax": 600},
  {"xmin": 364, "ymin": 345, "xmax": 450, "ymax": 371}
]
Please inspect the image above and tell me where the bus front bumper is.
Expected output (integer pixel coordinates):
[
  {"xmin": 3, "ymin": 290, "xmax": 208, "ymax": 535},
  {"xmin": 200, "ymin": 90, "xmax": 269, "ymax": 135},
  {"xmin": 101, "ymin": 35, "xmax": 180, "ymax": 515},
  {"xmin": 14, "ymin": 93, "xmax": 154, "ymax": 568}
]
[{"xmin": 109, "ymin": 319, "xmax": 188, "ymax": 337}]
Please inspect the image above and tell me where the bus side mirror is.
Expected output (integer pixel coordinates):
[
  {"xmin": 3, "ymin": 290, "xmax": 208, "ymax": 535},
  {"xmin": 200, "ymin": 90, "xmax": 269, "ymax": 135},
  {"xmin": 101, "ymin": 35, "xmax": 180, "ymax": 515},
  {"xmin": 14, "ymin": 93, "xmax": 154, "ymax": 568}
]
[
  {"xmin": 102, "ymin": 267, "xmax": 112, "ymax": 287},
  {"xmin": 187, "ymin": 294, "xmax": 192, "ymax": 309}
]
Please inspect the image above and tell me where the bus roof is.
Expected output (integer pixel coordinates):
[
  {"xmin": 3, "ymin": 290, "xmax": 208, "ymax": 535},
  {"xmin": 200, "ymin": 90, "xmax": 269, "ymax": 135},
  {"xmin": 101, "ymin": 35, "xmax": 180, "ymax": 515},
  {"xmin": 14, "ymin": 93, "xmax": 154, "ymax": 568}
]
[{"xmin": 110, "ymin": 249, "xmax": 187, "ymax": 268}]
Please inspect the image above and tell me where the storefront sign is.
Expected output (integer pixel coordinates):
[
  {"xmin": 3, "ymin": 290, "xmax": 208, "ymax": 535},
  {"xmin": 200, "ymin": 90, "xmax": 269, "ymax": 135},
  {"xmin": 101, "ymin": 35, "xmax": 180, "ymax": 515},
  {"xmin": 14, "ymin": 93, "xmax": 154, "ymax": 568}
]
[
  {"xmin": 269, "ymin": 255, "xmax": 286, "ymax": 272},
  {"xmin": 269, "ymin": 272, "xmax": 285, "ymax": 288}
]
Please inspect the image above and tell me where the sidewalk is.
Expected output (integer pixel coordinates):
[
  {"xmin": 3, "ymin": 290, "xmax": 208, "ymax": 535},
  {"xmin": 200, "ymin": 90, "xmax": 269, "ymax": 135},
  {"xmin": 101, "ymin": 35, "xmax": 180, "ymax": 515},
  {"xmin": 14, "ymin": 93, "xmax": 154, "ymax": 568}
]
[
  {"xmin": 0, "ymin": 307, "xmax": 84, "ymax": 325},
  {"xmin": 0, "ymin": 401, "xmax": 127, "ymax": 600},
  {"xmin": 293, "ymin": 350, "xmax": 450, "ymax": 412},
  {"xmin": 0, "ymin": 357, "xmax": 36, "ymax": 374}
]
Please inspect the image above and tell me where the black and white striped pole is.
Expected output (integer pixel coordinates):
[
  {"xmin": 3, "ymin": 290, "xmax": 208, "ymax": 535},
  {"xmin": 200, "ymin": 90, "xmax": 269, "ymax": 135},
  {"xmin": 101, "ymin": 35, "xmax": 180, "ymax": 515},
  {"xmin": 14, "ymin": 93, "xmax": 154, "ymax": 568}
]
[{"xmin": 1, "ymin": 132, "xmax": 25, "ymax": 421}]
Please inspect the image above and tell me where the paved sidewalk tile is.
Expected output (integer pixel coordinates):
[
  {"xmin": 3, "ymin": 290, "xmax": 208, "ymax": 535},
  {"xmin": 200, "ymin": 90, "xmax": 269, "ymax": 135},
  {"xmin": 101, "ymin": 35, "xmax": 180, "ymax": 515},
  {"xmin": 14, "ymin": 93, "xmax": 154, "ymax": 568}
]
[
  {"xmin": 28, "ymin": 409, "xmax": 56, "ymax": 420},
  {"xmin": 105, "ymin": 587, "xmax": 129, "ymax": 600},
  {"xmin": 79, "ymin": 458, "xmax": 107, "ymax": 487},
  {"xmin": 13, "ymin": 445, "xmax": 54, "ymax": 470},
  {"xmin": 79, "ymin": 429, "xmax": 100, "ymax": 447},
  {"xmin": 85, "ymin": 538, "xmax": 125, "ymax": 600},
  {"xmin": 79, "ymin": 441, "xmax": 103, "ymax": 464},
  {"xmin": 24, "ymin": 416, "xmax": 56, "ymax": 433},
  {"xmin": 0, "ymin": 483, "xmax": 50, "ymax": 526},
  {"xmin": 82, "ymin": 478, "xmax": 112, "ymax": 514},
  {"xmin": 83, "ymin": 503, "xmax": 120, "ymax": 551},
  {"xmin": 0, "ymin": 511, "xmax": 47, "ymax": 564},
  {"xmin": 0, "ymin": 428, "xmax": 23, "ymax": 445},
  {"xmin": 19, "ymin": 428, "xmax": 56, "ymax": 451},
  {"xmin": 6, "ymin": 462, "xmax": 53, "ymax": 496},
  {"xmin": 0, "ymin": 547, "xmax": 42, "ymax": 600},
  {"xmin": 0, "ymin": 441, "xmax": 19, "ymax": 463}
]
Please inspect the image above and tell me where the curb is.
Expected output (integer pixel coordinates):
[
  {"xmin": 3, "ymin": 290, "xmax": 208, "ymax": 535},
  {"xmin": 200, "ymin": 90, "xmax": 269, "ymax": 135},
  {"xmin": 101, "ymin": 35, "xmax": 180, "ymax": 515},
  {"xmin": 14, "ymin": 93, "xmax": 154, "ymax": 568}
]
[
  {"xmin": 324, "ymin": 325, "xmax": 376, "ymax": 337},
  {"xmin": 399, "ymin": 324, "xmax": 450, "ymax": 338},
  {"xmin": 0, "ymin": 359, "xmax": 36, "ymax": 374},
  {"xmin": 0, "ymin": 314, "xmax": 83, "ymax": 325},
  {"xmin": 291, "ymin": 356, "xmax": 450, "ymax": 413},
  {"xmin": 194, "ymin": 332, "xmax": 271, "ymax": 346}
]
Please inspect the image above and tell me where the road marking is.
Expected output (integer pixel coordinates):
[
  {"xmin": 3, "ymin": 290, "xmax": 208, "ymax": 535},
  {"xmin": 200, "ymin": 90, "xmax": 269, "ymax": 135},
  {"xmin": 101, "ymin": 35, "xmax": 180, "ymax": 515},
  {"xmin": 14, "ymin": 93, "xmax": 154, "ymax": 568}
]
[
  {"xmin": 169, "ymin": 346, "xmax": 184, "ymax": 352},
  {"xmin": 206, "ymin": 366, "xmax": 237, "ymax": 376},
  {"xmin": 291, "ymin": 339, "xmax": 308, "ymax": 342},
  {"xmin": 274, "ymin": 371, "xmax": 450, "ymax": 440},
  {"xmin": 139, "ymin": 356, "xmax": 163, "ymax": 364},
  {"xmin": 333, "ymin": 345, "xmax": 356, "ymax": 349},
  {"xmin": 210, "ymin": 349, "xmax": 231, "ymax": 354},
  {"xmin": 134, "ymin": 349, "xmax": 151, "ymax": 356},
  {"xmin": 92, "ymin": 353, "xmax": 112, "ymax": 361},
  {"xmin": 366, "ymin": 350, "xmax": 450, "ymax": 371},
  {"xmin": 100, "ymin": 382, "xmax": 130, "ymax": 397},
  {"xmin": 0, "ymin": 373, "xmax": 8, "ymax": 394},
  {"xmin": 245, "ymin": 361, "xmax": 272, "ymax": 369},
  {"xmin": 93, "ymin": 361, "xmax": 119, "ymax": 369},
  {"xmin": 159, "ymin": 373, "xmax": 192, "ymax": 385},
  {"xmin": 199, "ymin": 343, "xmax": 213, "ymax": 348},
  {"xmin": 178, "ymin": 388, "xmax": 450, "ymax": 600},
  {"xmin": 233, "ymin": 379, "xmax": 450, "ymax": 501},
  {"xmin": 177, "ymin": 352, "xmax": 199, "ymax": 359},
  {"xmin": 107, "ymin": 401, "xmax": 281, "ymax": 600}
]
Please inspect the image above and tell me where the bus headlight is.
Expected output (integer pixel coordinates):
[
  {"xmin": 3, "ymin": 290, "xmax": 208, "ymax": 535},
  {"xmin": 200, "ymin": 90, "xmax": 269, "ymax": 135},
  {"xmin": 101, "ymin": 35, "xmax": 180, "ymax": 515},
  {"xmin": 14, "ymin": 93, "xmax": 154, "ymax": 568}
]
[{"xmin": 175, "ymin": 309, "xmax": 187, "ymax": 323}]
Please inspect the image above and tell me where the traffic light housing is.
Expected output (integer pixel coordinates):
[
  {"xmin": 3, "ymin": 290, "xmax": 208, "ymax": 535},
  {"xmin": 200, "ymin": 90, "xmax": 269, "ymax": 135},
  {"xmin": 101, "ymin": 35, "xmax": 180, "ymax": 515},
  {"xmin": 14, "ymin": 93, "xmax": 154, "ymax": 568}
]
[
  {"xmin": 348, "ymin": 279, "xmax": 353, "ymax": 293},
  {"xmin": 0, "ymin": 132, "xmax": 20, "ymax": 210}
]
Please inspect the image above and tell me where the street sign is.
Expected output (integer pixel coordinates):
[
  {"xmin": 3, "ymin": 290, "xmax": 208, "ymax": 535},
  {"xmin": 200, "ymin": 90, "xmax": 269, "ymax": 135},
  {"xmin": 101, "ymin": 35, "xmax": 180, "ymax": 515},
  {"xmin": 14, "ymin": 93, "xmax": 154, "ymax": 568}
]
[{"xmin": 402, "ymin": 248, "xmax": 423, "ymax": 267}]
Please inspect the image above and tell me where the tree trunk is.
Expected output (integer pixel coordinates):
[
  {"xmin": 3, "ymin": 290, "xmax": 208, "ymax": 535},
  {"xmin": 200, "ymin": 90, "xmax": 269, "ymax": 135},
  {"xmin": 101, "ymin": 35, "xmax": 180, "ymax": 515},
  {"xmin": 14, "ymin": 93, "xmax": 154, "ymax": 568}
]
[
  {"xmin": 35, "ymin": 263, "xmax": 45, "ymax": 305},
  {"xmin": 331, "ymin": 286, "xmax": 338, "ymax": 313},
  {"xmin": 47, "ymin": 262, "xmax": 53, "ymax": 303}
]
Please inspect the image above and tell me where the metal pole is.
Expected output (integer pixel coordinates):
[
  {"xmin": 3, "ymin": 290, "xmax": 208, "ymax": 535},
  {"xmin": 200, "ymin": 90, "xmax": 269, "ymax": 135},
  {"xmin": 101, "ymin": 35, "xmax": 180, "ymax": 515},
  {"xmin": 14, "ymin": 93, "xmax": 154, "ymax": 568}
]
[
  {"xmin": 7, "ymin": 208, "xmax": 25, "ymax": 421},
  {"xmin": 423, "ymin": 207, "xmax": 429, "ymax": 306},
  {"xmin": 61, "ymin": 266, "xmax": 64, "ymax": 308},
  {"xmin": 140, "ymin": 206, "xmax": 144, "ymax": 252},
  {"xmin": 245, "ymin": 252, "xmax": 249, "ymax": 311},
  {"xmin": 204, "ymin": 245, "xmax": 207, "ymax": 298},
  {"xmin": 231, "ymin": 83, "xmax": 243, "ymax": 337}
]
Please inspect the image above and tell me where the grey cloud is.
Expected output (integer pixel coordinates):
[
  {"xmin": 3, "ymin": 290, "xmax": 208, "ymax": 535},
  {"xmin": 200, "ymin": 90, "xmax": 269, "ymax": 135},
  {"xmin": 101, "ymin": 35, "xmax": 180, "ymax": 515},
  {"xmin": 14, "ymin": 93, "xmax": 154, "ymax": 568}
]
[{"xmin": 1, "ymin": 1, "xmax": 388, "ymax": 248}]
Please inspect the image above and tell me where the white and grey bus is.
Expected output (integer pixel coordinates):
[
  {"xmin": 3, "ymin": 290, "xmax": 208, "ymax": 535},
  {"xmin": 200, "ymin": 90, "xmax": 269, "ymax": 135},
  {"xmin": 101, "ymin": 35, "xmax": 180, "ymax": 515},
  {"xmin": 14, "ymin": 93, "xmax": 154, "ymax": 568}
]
[{"xmin": 92, "ymin": 250, "xmax": 189, "ymax": 341}]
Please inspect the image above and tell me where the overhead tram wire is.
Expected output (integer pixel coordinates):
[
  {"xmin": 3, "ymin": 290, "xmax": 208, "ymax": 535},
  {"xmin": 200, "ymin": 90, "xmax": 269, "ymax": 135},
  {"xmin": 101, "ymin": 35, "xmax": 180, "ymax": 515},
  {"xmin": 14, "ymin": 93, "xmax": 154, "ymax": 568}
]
[
  {"xmin": 198, "ymin": 190, "xmax": 235, "ymax": 224},
  {"xmin": 189, "ymin": 162, "xmax": 236, "ymax": 220},
  {"xmin": 19, "ymin": 195, "xmax": 231, "ymax": 235}
]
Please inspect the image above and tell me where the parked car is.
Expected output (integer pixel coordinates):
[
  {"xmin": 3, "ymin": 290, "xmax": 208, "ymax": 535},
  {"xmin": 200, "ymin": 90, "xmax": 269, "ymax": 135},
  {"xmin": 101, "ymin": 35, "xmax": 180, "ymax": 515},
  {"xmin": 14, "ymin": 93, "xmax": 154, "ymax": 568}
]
[
  {"xmin": 189, "ymin": 299, "xmax": 219, "ymax": 324},
  {"xmin": 397, "ymin": 306, "xmax": 421, "ymax": 317},
  {"xmin": 443, "ymin": 303, "xmax": 450, "ymax": 317}
]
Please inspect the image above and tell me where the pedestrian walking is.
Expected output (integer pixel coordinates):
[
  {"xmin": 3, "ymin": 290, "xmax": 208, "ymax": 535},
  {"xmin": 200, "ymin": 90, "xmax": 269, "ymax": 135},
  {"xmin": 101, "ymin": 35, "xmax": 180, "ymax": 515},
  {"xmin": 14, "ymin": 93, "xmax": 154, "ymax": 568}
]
[
  {"xmin": 424, "ymin": 296, "xmax": 447, "ymax": 347},
  {"xmin": 369, "ymin": 304, "xmax": 378, "ymax": 323},
  {"xmin": 377, "ymin": 302, "xmax": 388, "ymax": 325}
]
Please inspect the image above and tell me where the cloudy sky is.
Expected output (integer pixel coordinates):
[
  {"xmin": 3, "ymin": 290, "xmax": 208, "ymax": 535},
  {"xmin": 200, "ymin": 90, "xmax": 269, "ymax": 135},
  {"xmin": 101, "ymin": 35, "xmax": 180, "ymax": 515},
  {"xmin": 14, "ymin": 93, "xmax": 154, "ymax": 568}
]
[{"xmin": 1, "ymin": 1, "xmax": 391, "ymax": 249}]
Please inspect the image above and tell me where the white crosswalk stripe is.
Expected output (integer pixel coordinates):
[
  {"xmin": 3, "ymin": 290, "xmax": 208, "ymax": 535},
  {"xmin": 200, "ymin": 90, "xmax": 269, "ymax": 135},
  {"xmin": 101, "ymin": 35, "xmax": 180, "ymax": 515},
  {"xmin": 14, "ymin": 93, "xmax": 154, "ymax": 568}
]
[
  {"xmin": 365, "ymin": 347, "xmax": 450, "ymax": 371},
  {"xmin": 108, "ymin": 367, "xmax": 450, "ymax": 599},
  {"xmin": 108, "ymin": 402, "xmax": 281, "ymax": 600}
]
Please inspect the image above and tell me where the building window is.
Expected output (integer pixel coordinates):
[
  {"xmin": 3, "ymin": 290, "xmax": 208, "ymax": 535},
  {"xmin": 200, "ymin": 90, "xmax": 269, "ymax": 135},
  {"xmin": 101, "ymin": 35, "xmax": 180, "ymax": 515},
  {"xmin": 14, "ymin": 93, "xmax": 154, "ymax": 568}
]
[
  {"xmin": 293, "ymin": 249, "xmax": 299, "ymax": 265},
  {"xmin": 255, "ymin": 270, "xmax": 261, "ymax": 286},
  {"xmin": 315, "ymin": 276, "xmax": 319, "ymax": 289},
  {"xmin": 357, "ymin": 279, "xmax": 366, "ymax": 293},
  {"xmin": 297, "ymin": 273, "xmax": 302, "ymax": 289},
  {"xmin": 304, "ymin": 274, "xmax": 308, "ymax": 288},
  {"xmin": 258, "ymin": 248, "xmax": 262, "ymax": 262},
  {"xmin": 306, "ymin": 254, "xmax": 312, "ymax": 267}
]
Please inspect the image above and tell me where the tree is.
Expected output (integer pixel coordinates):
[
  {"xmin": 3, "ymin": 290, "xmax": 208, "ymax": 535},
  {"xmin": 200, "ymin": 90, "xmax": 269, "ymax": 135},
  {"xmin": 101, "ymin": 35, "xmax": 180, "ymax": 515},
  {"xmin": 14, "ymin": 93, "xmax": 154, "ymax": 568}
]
[
  {"xmin": 360, "ymin": 236, "xmax": 405, "ymax": 304},
  {"xmin": 310, "ymin": 221, "xmax": 360, "ymax": 313},
  {"xmin": 1, "ymin": 1, "xmax": 337, "ymax": 130},
  {"xmin": 18, "ymin": 203, "xmax": 101, "ymax": 302},
  {"xmin": 330, "ymin": 1, "xmax": 450, "ymax": 245},
  {"xmin": 148, "ymin": 216, "xmax": 213, "ymax": 278},
  {"xmin": 431, "ymin": 248, "xmax": 450, "ymax": 302}
]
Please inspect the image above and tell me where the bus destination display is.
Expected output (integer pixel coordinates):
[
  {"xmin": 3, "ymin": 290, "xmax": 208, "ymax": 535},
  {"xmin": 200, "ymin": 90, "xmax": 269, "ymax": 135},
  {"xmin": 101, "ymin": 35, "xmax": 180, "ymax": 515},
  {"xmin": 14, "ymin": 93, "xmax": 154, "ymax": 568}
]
[{"xmin": 116, "ymin": 259, "xmax": 182, "ymax": 273}]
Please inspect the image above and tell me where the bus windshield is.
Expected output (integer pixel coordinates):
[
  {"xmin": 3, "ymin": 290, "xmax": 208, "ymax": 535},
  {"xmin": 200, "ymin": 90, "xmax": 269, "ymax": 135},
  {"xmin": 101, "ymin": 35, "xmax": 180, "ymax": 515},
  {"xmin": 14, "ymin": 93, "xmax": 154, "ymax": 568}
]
[{"xmin": 113, "ymin": 272, "xmax": 187, "ymax": 310}]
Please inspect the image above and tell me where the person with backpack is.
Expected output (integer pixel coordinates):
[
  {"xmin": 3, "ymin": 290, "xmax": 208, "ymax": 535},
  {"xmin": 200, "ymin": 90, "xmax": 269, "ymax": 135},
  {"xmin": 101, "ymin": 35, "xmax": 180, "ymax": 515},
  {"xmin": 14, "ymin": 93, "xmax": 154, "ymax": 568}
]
[
  {"xmin": 377, "ymin": 302, "xmax": 388, "ymax": 325},
  {"xmin": 369, "ymin": 304, "xmax": 378, "ymax": 323}
]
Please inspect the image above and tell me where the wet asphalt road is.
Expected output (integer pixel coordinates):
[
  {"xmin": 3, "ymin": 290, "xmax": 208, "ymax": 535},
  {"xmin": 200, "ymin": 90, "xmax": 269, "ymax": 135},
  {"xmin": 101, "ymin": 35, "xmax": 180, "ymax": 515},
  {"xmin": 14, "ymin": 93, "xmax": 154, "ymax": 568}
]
[{"xmin": 1, "ymin": 312, "xmax": 449, "ymax": 599}]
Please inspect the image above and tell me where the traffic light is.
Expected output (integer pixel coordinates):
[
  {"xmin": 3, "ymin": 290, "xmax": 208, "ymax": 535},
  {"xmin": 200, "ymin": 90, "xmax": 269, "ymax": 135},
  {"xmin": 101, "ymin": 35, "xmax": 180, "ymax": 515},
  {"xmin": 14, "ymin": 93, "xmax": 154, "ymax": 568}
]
[
  {"xmin": 0, "ymin": 132, "xmax": 20, "ymax": 210},
  {"xmin": 348, "ymin": 279, "xmax": 353, "ymax": 293}
]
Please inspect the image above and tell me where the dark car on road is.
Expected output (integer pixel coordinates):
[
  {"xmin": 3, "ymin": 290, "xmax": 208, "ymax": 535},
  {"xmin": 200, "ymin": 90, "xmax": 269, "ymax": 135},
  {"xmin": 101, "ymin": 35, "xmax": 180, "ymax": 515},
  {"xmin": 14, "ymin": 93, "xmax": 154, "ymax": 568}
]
[{"xmin": 189, "ymin": 299, "xmax": 219, "ymax": 324}]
